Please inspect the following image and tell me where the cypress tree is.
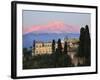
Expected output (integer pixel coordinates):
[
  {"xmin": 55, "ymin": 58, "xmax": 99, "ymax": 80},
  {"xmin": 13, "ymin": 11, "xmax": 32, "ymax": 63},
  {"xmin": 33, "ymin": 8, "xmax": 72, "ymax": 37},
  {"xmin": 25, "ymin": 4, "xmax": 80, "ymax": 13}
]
[
  {"xmin": 84, "ymin": 25, "xmax": 91, "ymax": 58},
  {"xmin": 52, "ymin": 39, "xmax": 55, "ymax": 53},
  {"xmin": 32, "ymin": 40, "xmax": 35, "ymax": 56},
  {"xmin": 78, "ymin": 25, "xmax": 91, "ymax": 66},
  {"xmin": 57, "ymin": 39, "xmax": 62, "ymax": 54},
  {"xmin": 78, "ymin": 27, "xmax": 85, "ymax": 57},
  {"xmin": 83, "ymin": 25, "xmax": 90, "ymax": 67},
  {"xmin": 64, "ymin": 41, "xmax": 68, "ymax": 54}
]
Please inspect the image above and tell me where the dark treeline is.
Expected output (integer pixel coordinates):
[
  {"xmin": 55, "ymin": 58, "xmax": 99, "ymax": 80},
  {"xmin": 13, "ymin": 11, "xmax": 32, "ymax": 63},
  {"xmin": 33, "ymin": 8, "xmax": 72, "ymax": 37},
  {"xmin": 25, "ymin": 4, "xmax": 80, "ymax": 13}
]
[
  {"xmin": 51, "ymin": 38, "xmax": 72, "ymax": 67},
  {"xmin": 77, "ymin": 25, "xmax": 91, "ymax": 66},
  {"xmin": 23, "ymin": 38, "xmax": 72, "ymax": 69}
]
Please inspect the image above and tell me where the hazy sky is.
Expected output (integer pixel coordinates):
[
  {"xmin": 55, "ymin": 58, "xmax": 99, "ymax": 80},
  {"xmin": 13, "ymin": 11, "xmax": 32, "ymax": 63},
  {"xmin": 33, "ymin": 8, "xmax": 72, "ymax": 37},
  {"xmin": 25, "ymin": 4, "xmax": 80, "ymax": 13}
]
[
  {"xmin": 23, "ymin": 10, "xmax": 90, "ymax": 27},
  {"xmin": 22, "ymin": 10, "xmax": 91, "ymax": 34}
]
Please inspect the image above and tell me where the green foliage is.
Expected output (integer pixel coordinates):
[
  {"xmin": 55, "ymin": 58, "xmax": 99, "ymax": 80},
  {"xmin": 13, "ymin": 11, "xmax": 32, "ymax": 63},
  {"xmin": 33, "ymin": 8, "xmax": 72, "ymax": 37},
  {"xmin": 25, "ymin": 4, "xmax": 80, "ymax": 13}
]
[
  {"xmin": 23, "ymin": 48, "xmax": 32, "ymax": 62},
  {"xmin": 78, "ymin": 27, "xmax": 85, "ymax": 57},
  {"xmin": 77, "ymin": 25, "xmax": 91, "ymax": 66},
  {"xmin": 63, "ymin": 41, "xmax": 68, "ymax": 54},
  {"xmin": 84, "ymin": 25, "xmax": 91, "ymax": 58},
  {"xmin": 57, "ymin": 39, "xmax": 62, "ymax": 54},
  {"xmin": 23, "ymin": 53, "xmax": 72, "ymax": 69},
  {"xmin": 52, "ymin": 39, "xmax": 55, "ymax": 53}
]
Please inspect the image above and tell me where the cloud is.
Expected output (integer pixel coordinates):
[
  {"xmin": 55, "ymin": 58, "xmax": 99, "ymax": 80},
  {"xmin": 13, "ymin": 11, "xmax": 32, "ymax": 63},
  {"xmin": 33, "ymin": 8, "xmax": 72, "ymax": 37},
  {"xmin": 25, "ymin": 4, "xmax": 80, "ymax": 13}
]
[{"xmin": 23, "ymin": 21, "xmax": 80, "ymax": 34}]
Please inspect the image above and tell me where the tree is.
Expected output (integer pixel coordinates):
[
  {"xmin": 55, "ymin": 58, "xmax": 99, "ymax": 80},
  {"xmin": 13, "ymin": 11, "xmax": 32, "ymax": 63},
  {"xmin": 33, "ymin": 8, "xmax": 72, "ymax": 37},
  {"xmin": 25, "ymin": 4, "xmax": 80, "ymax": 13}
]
[
  {"xmin": 78, "ymin": 27, "xmax": 85, "ymax": 57},
  {"xmin": 57, "ymin": 39, "xmax": 62, "ymax": 54},
  {"xmin": 54, "ymin": 39, "xmax": 62, "ymax": 67},
  {"xmin": 84, "ymin": 25, "xmax": 91, "ymax": 58},
  {"xmin": 52, "ymin": 39, "xmax": 55, "ymax": 53},
  {"xmin": 33, "ymin": 40, "xmax": 35, "ymax": 48},
  {"xmin": 84, "ymin": 25, "xmax": 91, "ymax": 65},
  {"xmin": 78, "ymin": 25, "xmax": 91, "ymax": 66},
  {"xmin": 32, "ymin": 40, "xmax": 35, "ymax": 56},
  {"xmin": 23, "ymin": 47, "xmax": 31, "ymax": 61},
  {"xmin": 23, "ymin": 48, "xmax": 28, "ymax": 57},
  {"xmin": 63, "ymin": 41, "xmax": 68, "ymax": 54}
]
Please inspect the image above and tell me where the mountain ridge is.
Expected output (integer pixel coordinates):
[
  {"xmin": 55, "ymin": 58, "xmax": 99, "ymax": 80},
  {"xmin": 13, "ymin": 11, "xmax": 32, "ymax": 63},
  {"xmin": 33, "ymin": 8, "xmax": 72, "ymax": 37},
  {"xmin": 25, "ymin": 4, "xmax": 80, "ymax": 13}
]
[
  {"xmin": 23, "ymin": 32, "xmax": 80, "ymax": 48},
  {"xmin": 23, "ymin": 21, "xmax": 80, "ymax": 34}
]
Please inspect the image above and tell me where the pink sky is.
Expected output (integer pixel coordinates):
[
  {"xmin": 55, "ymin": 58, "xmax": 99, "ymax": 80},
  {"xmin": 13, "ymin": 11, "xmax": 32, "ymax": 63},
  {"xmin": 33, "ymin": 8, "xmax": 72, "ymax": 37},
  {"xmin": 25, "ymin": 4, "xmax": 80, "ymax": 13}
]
[{"xmin": 23, "ymin": 21, "xmax": 80, "ymax": 34}]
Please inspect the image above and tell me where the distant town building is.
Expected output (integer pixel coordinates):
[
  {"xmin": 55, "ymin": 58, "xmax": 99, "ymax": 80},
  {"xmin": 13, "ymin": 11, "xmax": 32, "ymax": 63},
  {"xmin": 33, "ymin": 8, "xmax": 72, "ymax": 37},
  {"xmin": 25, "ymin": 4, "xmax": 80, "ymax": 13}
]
[
  {"xmin": 32, "ymin": 41, "xmax": 64, "ymax": 56},
  {"xmin": 35, "ymin": 42, "xmax": 52, "ymax": 55},
  {"xmin": 32, "ymin": 38, "xmax": 79, "ymax": 56}
]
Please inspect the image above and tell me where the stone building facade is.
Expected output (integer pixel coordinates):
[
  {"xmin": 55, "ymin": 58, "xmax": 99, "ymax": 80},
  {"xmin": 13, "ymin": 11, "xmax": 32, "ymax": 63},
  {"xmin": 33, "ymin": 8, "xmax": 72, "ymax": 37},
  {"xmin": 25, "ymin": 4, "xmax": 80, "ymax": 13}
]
[{"xmin": 32, "ymin": 39, "xmax": 79, "ymax": 56}]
